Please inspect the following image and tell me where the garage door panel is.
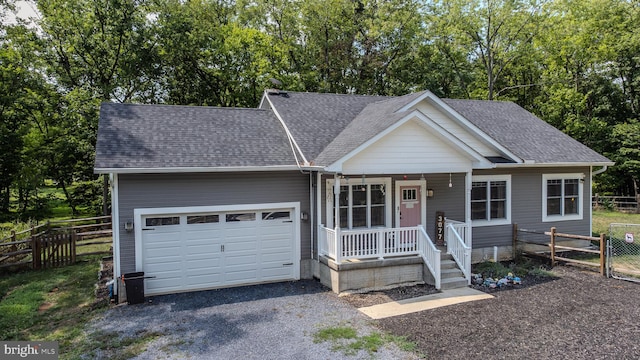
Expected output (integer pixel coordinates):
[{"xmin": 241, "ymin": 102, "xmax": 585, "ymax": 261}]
[
  {"xmin": 185, "ymin": 244, "xmax": 221, "ymax": 255},
  {"xmin": 261, "ymin": 239, "xmax": 292, "ymax": 250},
  {"xmin": 186, "ymin": 274, "xmax": 223, "ymax": 286},
  {"xmin": 225, "ymin": 270, "xmax": 258, "ymax": 282},
  {"xmin": 140, "ymin": 206, "xmax": 296, "ymax": 295},
  {"xmin": 145, "ymin": 246, "xmax": 183, "ymax": 258},
  {"xmin": 260, "ymin": 252, "xmax": 292, "ymax": 263},
  {"xmin": 186, "ymin": 257, "xmax": 221, "ymax": 270},
  {"xmin": 260, "ymin": 268, "xmax": 294, "ymax": 280}
]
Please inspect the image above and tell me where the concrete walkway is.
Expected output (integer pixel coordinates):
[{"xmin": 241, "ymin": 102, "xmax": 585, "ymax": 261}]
[{"xmin": 358, "ymin": 288, "xmax": 494, "ymax": 319}]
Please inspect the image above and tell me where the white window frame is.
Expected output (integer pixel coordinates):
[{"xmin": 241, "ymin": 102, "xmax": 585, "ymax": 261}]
[
  {"xmin": 326, "ymin": 177, "xmax": 392, "ymax": 229},
  {"xmin": 471, "ymin": 175, "xmax": 511, "ymax": 227},
  {"xmin": 542, "ymin": 173, "xmax": 583, "ymax": 222}
]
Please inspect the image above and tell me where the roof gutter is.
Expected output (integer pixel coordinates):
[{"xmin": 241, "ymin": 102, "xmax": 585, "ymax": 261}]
[
  {"xmin": 592, "ymin": 165, "xmax": 609, "ymax": 175},
  {"xmin": 494, "ymin": 161, "xmax": 614, "ymax": 168},
  {"xmin": 94, "ymin": 165, "xmax": 324, "ymax": 174}
]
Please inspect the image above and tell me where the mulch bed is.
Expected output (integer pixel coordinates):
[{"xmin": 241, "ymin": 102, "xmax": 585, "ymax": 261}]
[
  {"xmin": 339, "ymin": 269, "xmax": 555, "ymax": 308},
  {"xmin": 374, "ymin": 266, "xmax": 640, "ymax": 360}
]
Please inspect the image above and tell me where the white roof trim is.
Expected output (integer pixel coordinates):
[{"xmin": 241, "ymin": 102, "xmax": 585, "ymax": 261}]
[
  {"xmin": 494, "ymin": 161, "xmax": 614, "ymax": 168},
  {"xmin": 94, "ymin": 165, "xmax": 323, "ymax": 174},
  {"xmin": 325, "ymin": 110, "xmax": 494, "ymax": 173},
  {"xmin": 397, "ymin": 91, "xmax": 524, "ymax": 164},
  {"xmin": 263, "ymin": 91, "xmax": 310, "ymax": 166}
]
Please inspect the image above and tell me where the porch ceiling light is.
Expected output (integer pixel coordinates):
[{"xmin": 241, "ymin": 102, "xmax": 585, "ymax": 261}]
[{"xmin": 449, "ymin": 173, "xmax": 453, "ymax": 188}]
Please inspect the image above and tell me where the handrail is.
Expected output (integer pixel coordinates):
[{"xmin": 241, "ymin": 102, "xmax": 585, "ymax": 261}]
[
  {"xmin": 446, "ymin": 223, "xmax": 471, "ymax": 285},
  {"xmin": 418, "ymin": 225, "xmax": 441, "ymax": 290}
]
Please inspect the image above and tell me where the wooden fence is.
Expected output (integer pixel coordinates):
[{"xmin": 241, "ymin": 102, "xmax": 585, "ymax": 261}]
[
  {"xmin": 592, "ymin": 194, "xmax": 639, "ymax": 213},
  {"xmin": 513, "ymin": 224, "xmax": 606, "ymax": 276},
  {"xmin": 0, "ymin": 215, "xmax": 112, "ymax": 271}
]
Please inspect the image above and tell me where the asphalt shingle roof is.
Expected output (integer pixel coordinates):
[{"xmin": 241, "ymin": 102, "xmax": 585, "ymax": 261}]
[
  {"xmin": 95, "ymin": 103, "xmax": 296, "ymax": 170},
  {"xmin": 314, "ymin": 92, "xmax": 426, "ymax": 164},
  {"xmin": 265, "ymin": 92, "xmax": 386, "ymax": 160},
  {"xmin": 267, "ymin": 91, "xmax": 611, "ymax": 165},
  {"xmin": 95, "ymin": 91, "xmax": 611, "ymax": 171},
  {"xmin": 441, "ymin": 99, "xmax": 611, "ymax": 164}
]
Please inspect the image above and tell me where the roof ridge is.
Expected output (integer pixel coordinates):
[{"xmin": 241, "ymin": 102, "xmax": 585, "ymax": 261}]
[
  {"xmin": 443, "ymin": 98, "xmax": 515, "ymax": 104},
  {"xmin": 270, "ymin": 91, "xmax": 387, "ymax": 99},
  {"xmin": 102, "ymin": 102, "xmax": 267, "ymax": 111}
]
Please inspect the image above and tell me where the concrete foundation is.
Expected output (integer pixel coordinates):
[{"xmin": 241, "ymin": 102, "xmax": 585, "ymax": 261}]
[
  {"xmin": 317, "ymin": 255, "xmax": 427, "ymax": 293},
  {"xmin": 300, "ymin": 259, "xmax": 313, "ymax": 279}
]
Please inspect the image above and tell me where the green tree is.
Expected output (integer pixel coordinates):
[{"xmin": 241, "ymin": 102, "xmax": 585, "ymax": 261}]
[{"xmin": 426, "ymin": 0, "xmax": 544, "ymax": 100}]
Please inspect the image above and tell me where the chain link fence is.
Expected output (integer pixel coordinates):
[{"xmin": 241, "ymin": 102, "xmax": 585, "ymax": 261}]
[{"xmin": 608, "ymin": 223, "xmax": 640, "ymax": 282}]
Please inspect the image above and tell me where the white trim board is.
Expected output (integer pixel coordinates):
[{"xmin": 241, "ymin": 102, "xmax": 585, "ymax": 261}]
[
  {"xmin": 470, "ymin": 174, "xmax": 512, "ymax": 227},
  {"xmin": 111, "ymin": 173, "xmax": 121, "ymax": 295},
  {"xmin": 325, "ymin": 177, "xmax": 393, "ymax": 229},
  {"xmin": 542, "ymin": 173, "xmax": 584, "ymax": 222}
]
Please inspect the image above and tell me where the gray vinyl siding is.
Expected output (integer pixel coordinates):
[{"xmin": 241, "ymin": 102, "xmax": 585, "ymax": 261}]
[
  {"xmin": 472, "ymin": 167, "xmax": 592, "ymax": 248},
  {"xmin": 318, "ymin": 167, "xmax": 592, "ymax": 250},
  {"xmin": 117, "ymin": 171, "xmax": 311, "ymax": 274},
  {"xmin": 319, "ymin": 173, "xmax": 466, "ymax": 241}
]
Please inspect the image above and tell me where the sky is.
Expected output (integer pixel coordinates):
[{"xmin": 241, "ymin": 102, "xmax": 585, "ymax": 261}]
[{"xmin": 5, "ymin": 1, "xmax": 40, "ymax": 25}]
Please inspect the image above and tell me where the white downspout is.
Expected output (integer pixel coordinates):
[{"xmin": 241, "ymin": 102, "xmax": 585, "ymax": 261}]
[
  {"xmin": 110, "ymin": 173, "xmax": 120, "ymax": 295},
  {"xmin": 590, "ymin": 166, "xmax": 608, "ymax": 235}
]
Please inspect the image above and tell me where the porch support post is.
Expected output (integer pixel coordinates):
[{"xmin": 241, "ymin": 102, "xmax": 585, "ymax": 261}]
[
  {"xmin": 333, "ymin": 174, "xmax": 340, "ymax": 229},
  {"xmin": 465, "ymin": 171, "xmax": 473, "ymax": 248},
  {"xmin": 316, "ymin": 172, "xmax": 322, "ymax": 261},
  {"xmin": 334, "ymin": 174, "xmax": 341, "ymax": 263}
]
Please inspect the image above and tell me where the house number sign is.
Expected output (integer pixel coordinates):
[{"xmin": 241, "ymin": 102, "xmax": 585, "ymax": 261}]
[{"xmin": 436, "ymin": 211, "xmax": 445, "ymax": 245}]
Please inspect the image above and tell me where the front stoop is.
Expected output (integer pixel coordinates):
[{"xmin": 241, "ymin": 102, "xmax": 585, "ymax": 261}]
[{"xmin": 440, "ymin": 253, "xmax": 468, "ymax": 290}]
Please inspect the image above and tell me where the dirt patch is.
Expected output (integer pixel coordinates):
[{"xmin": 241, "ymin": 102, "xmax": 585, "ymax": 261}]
[
  {"xmin": 339, "ymin": 283, "xmax": 440, "ymax": 308},
  {"xmin": 38, "ymin": 302, "xmax": 53, "ymax": 312},
  {"xmin": 93, "ymin": 257, "xmax": 113, "ymax": 307},
  {"xmin": 375, "ymin": 266, "xmax": 640, "ymax": 359}
]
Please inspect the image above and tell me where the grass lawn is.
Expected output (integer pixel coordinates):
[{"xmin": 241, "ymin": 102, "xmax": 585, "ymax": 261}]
[
  {"xmin": 592, "ymin": 210, "xmax": 640, "ymax": 235},
  {"xmin": 0, "ymin": 257, "xmax": 107, "ymax": 359}
]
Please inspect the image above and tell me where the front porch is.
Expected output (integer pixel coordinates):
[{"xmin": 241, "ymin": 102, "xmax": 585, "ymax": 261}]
[{"xmin": 317, "ymin": 220, "xmax": 471, "ymax": 293}]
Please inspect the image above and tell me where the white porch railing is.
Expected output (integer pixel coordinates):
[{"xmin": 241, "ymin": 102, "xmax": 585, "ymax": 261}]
[
  {"xmin": 418, "ymin": 225, "xmax": 441, "ymax": 290},
  {"xmin": 445, "ymin": 218, "xmax": 471, "ymax": 285},
  {"xmin": 319, "ymin": 224, "xmax": 441, "ymax": 289}
]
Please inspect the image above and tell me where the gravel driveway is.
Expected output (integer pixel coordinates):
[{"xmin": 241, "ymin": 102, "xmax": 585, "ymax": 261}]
[{"xmin": 89, "ymin": 280, "xmax": 418, "ymax": 360}]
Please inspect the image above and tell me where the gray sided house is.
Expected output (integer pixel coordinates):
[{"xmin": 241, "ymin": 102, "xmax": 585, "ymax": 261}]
[{"xmin": 95, "ymin": 90, "xmax": 612, "ymax": 299}]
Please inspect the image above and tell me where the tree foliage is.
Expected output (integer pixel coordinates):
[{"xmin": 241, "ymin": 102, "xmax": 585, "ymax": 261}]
[{"xmin": 0, "ymin": 0, "xmax": 639, "ymax": 219}]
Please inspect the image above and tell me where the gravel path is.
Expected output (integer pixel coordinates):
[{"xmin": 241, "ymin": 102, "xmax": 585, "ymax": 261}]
[
  {"xmin": 376, "ymin": 266, "xmax": 640, "ymax": 360},
  {"xmin": 89, "ymin": 280, "xmax": 419, "ymax": 360}
]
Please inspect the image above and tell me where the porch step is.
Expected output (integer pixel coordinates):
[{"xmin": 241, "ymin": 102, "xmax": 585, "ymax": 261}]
[
  {"xmin": 440, "ymin": 252, "xmax": 454, "ymax": 261},
  {"xmin": 440, "ymin": 276, "xmax": 469, "ymax": 290},
  {"xmin": 441, "ymin": 267, "xmax": 465, "ymax": 279},
  {"xmin": 440, "ymin": 259, "xmax": 458, "ymax": 270},
  {"xmin": 439, "ymin": 255, "xmax": 468, "ymax": 290}
]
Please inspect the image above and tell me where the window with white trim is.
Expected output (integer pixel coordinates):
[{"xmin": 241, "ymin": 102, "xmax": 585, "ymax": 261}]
[
  {"xmin": 327, "ymin": 178, "xmax": 391, "ymax": 229},
  {"xmin": 542, "ymin": 174, "xmax": 583, "ymax": 221},
  {"xmin": 471, "ymin": 175, "xmax": 511, "ymax": 226}
]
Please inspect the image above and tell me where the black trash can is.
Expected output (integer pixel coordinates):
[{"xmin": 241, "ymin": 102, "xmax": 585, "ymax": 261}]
[{"xmin": 123, "ymin": 272, "xmax": 145, "ymax": 304}]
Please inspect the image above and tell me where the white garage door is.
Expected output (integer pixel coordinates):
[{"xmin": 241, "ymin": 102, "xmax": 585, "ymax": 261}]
[{"xmin": 139, "ymin": 207, "xmax": 297, "ymax": 295}]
